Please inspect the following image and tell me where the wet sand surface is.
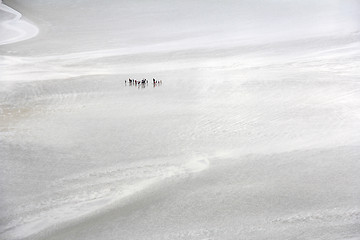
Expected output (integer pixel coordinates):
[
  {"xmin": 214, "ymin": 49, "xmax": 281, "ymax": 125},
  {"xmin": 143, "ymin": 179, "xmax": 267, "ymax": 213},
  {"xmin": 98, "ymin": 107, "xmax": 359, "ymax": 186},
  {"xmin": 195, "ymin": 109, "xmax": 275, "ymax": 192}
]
[{"xmin": 1, "ymin": 0, "xmax": 360, "ymax": 239}]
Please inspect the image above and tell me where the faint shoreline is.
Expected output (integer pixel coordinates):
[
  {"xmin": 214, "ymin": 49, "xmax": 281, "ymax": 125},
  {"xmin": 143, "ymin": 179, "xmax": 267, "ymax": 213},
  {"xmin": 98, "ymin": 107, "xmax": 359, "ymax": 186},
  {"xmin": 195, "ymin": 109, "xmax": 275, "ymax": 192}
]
[{"xmin": 0, "ymin": 0, "xmax": 39, "ymax": 45}]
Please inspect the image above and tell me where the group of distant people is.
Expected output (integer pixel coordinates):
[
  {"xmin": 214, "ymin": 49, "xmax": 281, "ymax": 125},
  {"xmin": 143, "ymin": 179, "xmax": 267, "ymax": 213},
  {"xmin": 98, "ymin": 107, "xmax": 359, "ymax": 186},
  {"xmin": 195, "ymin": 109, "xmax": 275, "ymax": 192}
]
[{"xmin": 125, "ymin": 78, "xmax": 162, "ymax": 88}]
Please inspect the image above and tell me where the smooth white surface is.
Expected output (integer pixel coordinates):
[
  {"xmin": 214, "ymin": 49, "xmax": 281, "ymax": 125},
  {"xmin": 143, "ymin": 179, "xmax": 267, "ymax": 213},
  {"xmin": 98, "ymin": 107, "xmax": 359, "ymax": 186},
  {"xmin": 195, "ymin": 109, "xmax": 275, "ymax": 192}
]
[
  {"xmin": 0, "ymin": 0, "xmax": 38, "ymax": 46},
  {"xmin": 0, "ymin": 1, "xmax": 360, "ymax": 239}
]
